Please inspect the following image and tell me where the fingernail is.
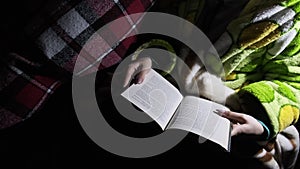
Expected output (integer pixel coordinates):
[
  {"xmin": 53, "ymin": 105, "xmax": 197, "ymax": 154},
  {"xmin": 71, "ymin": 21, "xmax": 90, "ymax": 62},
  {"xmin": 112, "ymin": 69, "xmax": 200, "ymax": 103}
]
[
  {"xmin": 216, "ymin": 109, "xmax": 226, "ymax": 113},
  {"xmin": 137, "ymin": 78, "xmax": 143, "ymax": 84},
  {"xmin": 215, "ymin": 109, "xmax": 228, "ymax": 116},
  {"xmin": 214, "ymin": 109, "xmax": 222, "ymax": 115}
]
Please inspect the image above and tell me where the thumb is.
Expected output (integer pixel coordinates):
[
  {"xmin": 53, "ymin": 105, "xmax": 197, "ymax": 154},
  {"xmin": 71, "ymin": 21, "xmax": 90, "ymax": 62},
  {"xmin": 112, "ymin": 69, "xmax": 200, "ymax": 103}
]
[{"xmin": 231, "ymin": 124, "xmax": 244, "ymax": 136}]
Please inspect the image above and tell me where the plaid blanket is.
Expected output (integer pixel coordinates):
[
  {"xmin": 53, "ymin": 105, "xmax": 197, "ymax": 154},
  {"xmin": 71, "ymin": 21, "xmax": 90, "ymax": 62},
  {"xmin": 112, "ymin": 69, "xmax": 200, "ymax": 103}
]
[
  {"xmin": 0, "ymin": 53, "xmax": 61, "ymax": 129},
  {"xmin": 0, "ymin": 0, "xmax": 155, "ymax": 129},
  {"xmin": 26, "ymin": 0, "xmax": 155, "ymax": 76}
]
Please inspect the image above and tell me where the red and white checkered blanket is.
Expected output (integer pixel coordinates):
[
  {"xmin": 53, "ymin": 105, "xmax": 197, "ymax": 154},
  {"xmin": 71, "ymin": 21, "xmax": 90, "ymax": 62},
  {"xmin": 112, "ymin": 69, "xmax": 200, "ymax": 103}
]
[{"xmin": 0, "ymin": 0, "xmax": 155, "ymax": 129}]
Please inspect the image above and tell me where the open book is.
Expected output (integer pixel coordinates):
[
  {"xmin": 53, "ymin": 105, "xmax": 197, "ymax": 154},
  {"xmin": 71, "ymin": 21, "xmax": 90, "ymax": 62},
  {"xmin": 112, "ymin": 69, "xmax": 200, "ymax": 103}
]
[{"xmin": 121, "ymin": 69, "xmax": 232, "ymax": 151}]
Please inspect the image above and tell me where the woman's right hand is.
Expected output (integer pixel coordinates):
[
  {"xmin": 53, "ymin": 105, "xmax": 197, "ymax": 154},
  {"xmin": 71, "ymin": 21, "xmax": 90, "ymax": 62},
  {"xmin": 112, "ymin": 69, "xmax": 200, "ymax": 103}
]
[{"xmin": 123, "ymin": 57, "xmax": 152, "ymax": 87}]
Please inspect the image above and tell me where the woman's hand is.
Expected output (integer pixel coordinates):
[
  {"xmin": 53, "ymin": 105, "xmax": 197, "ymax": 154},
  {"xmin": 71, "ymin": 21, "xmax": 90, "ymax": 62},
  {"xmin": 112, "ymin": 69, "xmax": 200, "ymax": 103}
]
[
  {"xmin": 123, "ymin": 57, "xmax": 152, "ymax": 87},
  {"xmin": 217, "ymin": 110, "xmax": 264, "ymax": 136}
]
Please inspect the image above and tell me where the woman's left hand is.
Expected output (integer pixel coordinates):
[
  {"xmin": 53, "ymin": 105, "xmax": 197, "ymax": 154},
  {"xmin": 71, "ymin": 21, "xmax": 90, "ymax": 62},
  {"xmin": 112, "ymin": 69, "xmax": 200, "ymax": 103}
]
[{"xmin": 216, "ymin": 110, "xmax": 264, "ymax": 136}]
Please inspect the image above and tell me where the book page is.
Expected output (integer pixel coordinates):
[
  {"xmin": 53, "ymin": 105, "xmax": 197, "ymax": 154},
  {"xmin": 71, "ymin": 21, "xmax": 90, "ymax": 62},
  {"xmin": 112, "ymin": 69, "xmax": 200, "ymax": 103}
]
[
  {"xmin": 121, "ymin": 69, "xmax": 183, "ymax": 130},
  {"xmin": 166, "ymin": 96, "xmax": 231, "ymax": 151}
]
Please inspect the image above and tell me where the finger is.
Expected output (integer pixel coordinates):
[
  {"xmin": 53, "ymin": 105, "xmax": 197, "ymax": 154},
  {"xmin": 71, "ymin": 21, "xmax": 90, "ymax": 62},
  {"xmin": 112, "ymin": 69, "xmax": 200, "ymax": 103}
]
[
  {"xmin": 231, "ymin": 124, "xmax": 245, "ymax": 136},
  {"xmin": 136, "ymin": 69, "xmax": 151, "ymax": 84},
  {"xmin": 123, "ymin": 63, "xmax": 139, "ymax": 87},
  {"xmin": 220, "ymin": 110, "xmax": 247, "ymax": 124},
  {"xmin": 123, "ymin": 58, "xmax": 152, "ymax": 87},
  {"xmin": 133, "ymin": 58, "xmax": 151, "ymax": 84}
]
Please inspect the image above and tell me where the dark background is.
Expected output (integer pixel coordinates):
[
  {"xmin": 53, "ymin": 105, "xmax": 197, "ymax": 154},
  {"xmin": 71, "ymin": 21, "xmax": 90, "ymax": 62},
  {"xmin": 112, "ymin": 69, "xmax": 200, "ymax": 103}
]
[
  {"xmin": 1, "ymin": 1, "xmax": 300, "ymax": 168},
  {"xmin": 0, "ymin": 76, "xmax": 233, "ymax": 169},
  {"xmin": 2, "ymin": 70, "xmax": 299, "ymax": 169}
]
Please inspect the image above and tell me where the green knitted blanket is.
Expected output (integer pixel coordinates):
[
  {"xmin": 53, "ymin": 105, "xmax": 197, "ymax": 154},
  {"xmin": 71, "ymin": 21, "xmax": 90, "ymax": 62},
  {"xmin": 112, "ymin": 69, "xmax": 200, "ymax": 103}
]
[{"xmin": 214, "ymin": 0, "xmax": 300, "ymax": 137}]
